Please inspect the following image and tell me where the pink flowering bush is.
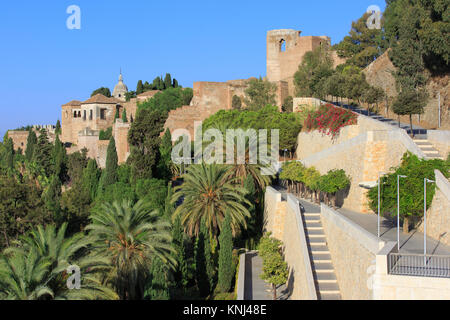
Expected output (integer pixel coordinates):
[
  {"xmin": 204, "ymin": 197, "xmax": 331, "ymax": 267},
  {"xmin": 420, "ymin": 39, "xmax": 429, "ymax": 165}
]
[{"xmin": 305, "ymin": 104, "xmax": 357, "ymax": 138}]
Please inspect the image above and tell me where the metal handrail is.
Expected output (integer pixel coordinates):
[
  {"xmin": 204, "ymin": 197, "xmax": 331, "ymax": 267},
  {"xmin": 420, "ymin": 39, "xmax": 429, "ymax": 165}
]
[{"xmin": 388, "ymin": 252, "xmax": 450, "ymax": 278}]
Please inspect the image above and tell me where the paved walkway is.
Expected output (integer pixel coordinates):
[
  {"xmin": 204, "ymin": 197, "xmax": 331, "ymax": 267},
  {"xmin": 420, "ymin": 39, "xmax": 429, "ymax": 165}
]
[
  {"xmin": 274, "ymin": 186, "xmax": 450, "ymax": 255},
  {"xmin": 244, "ymin": 252, "xmax": 290, "ymax": 300},
  {"xmin": 334, "ymin": 102, "xmax": 428, "ymax": 136}
]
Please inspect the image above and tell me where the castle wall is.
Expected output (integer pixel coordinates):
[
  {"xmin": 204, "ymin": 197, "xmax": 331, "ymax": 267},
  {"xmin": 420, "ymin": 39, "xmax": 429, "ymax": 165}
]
[
  {"xmin": 114, "ymin": 120, "xmax": 131, "ymax": 164},
  {"xmin": 7, "ymin": 131, "xmax": 29, "ymax": 151},
  {"xmin": 8, "ymin": 129, "xmax": 56, "ymax": 152},
  {"xmin": 267, "ymin": 30, "xmax": 344, "ymax": 96},
  {"xmin": 164, "ymin": 80, "xmax": 252, "ymax": 139}
]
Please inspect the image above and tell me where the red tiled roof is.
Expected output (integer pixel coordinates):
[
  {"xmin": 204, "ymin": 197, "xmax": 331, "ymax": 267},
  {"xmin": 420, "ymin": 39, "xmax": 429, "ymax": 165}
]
[
  {"xmin": 81, "ymin": 94, "xmax": 122, "ymax": 105},
  {"xmin": 62, "ymin": 100, "xmax": 82, "ymax": 107}
]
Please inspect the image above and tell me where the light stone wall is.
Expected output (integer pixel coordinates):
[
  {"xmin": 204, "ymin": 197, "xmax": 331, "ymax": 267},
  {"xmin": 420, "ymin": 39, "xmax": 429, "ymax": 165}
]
[
  {"xmin": 374, "ymin": 242, "xmax": 450, "ymax": 300},
  {"xmin": 427, "ymin": 130, "xmax": 450, "ymax": 159},
  {"xmin": 295, "ymin": 108, "xmax": 427, "ymax": 212},
  {"xmin": 264, "ymin": 188, "xmax": 317, "ymax": 300},
  {"xmin": 298, "ymin": 131, "xmax": 409, "ymax": 212},
  {"xmin": 263, "ymin": 188, "xmax": 287, "ymax": 240},
  {"xmin": 114, "ymin": 120, "xmax": 131, "ymax": 164},
  {"xmin": 320, "ymin": 204, "xmax": 385, "ymax": 300},
  {"xmin": 417, "ymin": 170, "xmax": 450, "ymax": 247},
  {"xmin": 373, "ymin": 274, "xmax": 450, "ymax": 300}
]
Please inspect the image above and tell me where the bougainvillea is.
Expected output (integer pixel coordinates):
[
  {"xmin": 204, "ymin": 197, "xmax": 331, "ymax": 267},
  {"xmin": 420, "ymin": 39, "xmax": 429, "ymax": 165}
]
[{"xmin": 305, "ymin": 104, "xmax": 357, "ymax": 138}]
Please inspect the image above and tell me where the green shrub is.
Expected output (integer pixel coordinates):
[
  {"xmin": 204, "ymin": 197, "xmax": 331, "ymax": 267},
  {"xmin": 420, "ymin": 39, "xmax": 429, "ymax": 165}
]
[{"xmin": 99, "ymin": 127, "xmax": 112, "ymax": 140}]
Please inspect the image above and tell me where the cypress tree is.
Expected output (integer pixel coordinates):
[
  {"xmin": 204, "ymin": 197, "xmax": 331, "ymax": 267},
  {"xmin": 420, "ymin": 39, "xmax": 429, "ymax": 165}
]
[
  {"xmin": 122, "ymin": 108, "xmax": 128, "ymax": 123},
  {"xmin": 164, "ymin": 73, "xmax": 172, "ymax": 89},
  {"xmin": 55, "ymin": 120, "xmax": 61, "ymax": 135},
  {"xmin": 52, "ymin": 134, "xmax": 68, "ymax": 182},
  {"xmin": 158, "ymin": 77, "xmax": 165, "ymax": 90},
  {"xmin": 115, "ymin": 109, "xmax": 120, "ymax": 121},
  {"xmin": 82, "ymin": 159, "xmax": 101, "ymax": 201},
  {"xmin": 33, "ymin": 129, "xmax": 53, "ymax": 177},
  {"xmin": 202, "ymin": 219, "xmax": 216, "ymax": 294},
  {"xmin": 25, "ymin": 129, "xmax": 37, "ymax": 161},
  {"xmin": 4, "ymin": 137, "xmax": 14, "ymax": 170},
  {"xmin": 164, "ymin": 182, "xmax": 174, "ymax": 221},
  {"xmin": 158, "ymin": 129, "xmax": 172, "ymax": 180},
  {"xmin": 195, "ymin": 223, "xmax": 210, "ymax": 297},
  {"xmin": 218, "ymin": 213, "xmax": 233, "ymax": 293},
  {"xmin": 144, "ymin": 257, "xmax": 170, "ymax": 300},
  {"xmin": 172, "ymin": 215, "xmax": 189, "ymax": 288},
  {"xmin": 44, "ymin": 174, "xmax": 62, "ymax": 218},
  {"xmin": 172, "ymin": 78, "xmax": 179, "ymax": 88},
  {"xmin": 103, "ymin": 136, "xmax": 118, "ymax": 187},
  {"xmin": 136, "ymin": 80, "xmax": 144, "ymax": 95}
]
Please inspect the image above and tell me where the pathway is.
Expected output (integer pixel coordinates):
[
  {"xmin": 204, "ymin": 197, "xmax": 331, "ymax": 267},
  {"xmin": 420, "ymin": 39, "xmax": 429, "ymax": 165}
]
[
  {"xmin": 244, "ymin": 252, "xmax": 289, "ymax": 300},
  {"xmin": 274, "ymin": 185, "xmax": 450, "ymax": 255},
  {"xmin": 334, "ymin": 101, "xmax": 428, "ymax": 137}
]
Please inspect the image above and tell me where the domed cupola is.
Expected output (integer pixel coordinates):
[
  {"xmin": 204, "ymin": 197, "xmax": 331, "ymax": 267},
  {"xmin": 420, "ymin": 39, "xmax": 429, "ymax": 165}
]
[{"xmin": 112, "ymin": 71, "xmax": 128, "ymax": 101}]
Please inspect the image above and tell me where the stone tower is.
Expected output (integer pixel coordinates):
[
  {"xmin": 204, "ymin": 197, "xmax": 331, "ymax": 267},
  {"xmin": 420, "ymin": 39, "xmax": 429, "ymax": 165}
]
[
  {"xmin": 112, "ymin": 71, "xmax": 128, "ymax": 101},
  {"xmin": 266, "ymin": 29, "xmax": 333, "ymax": 96},
  {"xmin": 267, "ymin": 29, "xmax": 302, "ymax": 83}
]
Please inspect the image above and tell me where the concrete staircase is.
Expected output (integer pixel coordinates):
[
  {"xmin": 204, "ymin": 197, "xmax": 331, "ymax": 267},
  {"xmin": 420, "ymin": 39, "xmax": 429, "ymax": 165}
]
[
  {"xmin": 302, "ymin": 212, "xmax": 342, "ymax": 300},
  {"xmin": 413, "ymin": 138, "xmax": 444, "ymax": 160}
]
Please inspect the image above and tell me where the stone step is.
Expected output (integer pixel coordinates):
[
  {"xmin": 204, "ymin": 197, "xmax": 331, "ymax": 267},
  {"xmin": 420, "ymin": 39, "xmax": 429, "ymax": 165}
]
[
  {"xmin": 423, "ymin": 150, "xmax": 440, "ymax": 154},
  {"xmin": 307, "ymin": 234, "xmax": 326, "ymax": 240},
  {"xmin": 305, "ymin": 222, "xmax": 322, "ymax": 229},
  {"xmin": 311, "ymin": 253, "xmax": 332, "ymax": 262},
  {"xmin": 308, "ymin": 238, "xmax": 327, "ymax": 245},
  {"xmin": 304, "ymin": 212, "xmax": 321, "ymax": 217},
  {"xmin": 415, "ymin": 141, "xmax": 432, "ymax": 146},
  {"xmin": 320, "ymin": 293, "xmax": 342, "ymax": 300},
  {"xmin": 316, "ymin": 282, "xmax": 340, "ymax": 294},
  {"xmin": 315, "ymin": 272, "xmax": 338, "ymax": 283},
  {"xmin": 313, "ymin": 262, "xmax": 335, "ymax": 271},
  {"xmin": 309, "ymin": 244, "xmax": 329, "ymax": 252}
]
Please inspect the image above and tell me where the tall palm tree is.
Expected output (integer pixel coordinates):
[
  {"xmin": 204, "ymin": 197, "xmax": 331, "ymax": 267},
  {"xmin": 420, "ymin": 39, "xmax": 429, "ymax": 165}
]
[
  {"xmin": 86, "ymin": 200, "xmax": 176, "ymax": 300},
  {"xmin": 0, "ymin": 223, "xmax": 117, "ymax": 300},
  {"xmin": 0, "ymin": 246, "xmax": 52, "ymax": 300},
  {"xmin": 199, "ymin": 123, "xmax": 273, "ymax": 192},
  {"xmin": 172, "ymin": 163, "xmax": 251, "ymax": 238}
]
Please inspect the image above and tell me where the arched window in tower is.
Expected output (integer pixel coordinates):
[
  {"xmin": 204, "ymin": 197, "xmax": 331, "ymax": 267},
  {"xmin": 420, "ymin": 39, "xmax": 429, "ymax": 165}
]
[{"xmin": 280, "ymin": 39, "xmax": 286, "ymax": 52}]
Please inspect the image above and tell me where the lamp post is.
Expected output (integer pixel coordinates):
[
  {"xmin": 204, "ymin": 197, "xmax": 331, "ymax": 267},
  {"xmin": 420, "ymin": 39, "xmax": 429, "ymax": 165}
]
[
  {"xmin": 397, "ymin": 175, "xmax": 407, "ymax": 251},
  {"xmin": 438, "ymin": 92, "xmax": 441, "ymax": 128},
  {"xmin": 424, "ymin": 178, "xmax": 435, "ymax": 266},
  {"xmin": 378, "ymin": 172, "xmax": 387, "ymax": 238}
]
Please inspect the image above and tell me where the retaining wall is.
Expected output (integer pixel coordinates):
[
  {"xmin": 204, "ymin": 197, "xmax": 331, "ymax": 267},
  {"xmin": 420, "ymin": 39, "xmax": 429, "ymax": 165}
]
[{"xmin": 320, "ymin": 204, "xmax": 385, "ymax": 299}]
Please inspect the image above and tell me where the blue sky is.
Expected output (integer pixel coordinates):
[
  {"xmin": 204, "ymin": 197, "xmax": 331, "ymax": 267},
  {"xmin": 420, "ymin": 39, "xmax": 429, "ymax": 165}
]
[{"xmin": 0, "ymin": 0, "xmax": 386, "ymax": 140}]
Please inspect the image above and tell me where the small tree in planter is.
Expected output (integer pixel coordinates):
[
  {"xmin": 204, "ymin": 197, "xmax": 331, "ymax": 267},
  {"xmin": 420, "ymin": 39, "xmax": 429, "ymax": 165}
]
[{"xmin": 258, "ymin": 233, "xmax": 288, "ymax": 300}]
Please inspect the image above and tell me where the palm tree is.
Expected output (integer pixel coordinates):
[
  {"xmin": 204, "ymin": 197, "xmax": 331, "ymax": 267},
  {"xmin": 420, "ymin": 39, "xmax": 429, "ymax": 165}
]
[
  {"xmin": 172, "ymin": 163, "xmax": 251, "ymax": 238},
  {"xmin": 86, "ymin": 200, "xmax": 176, "ymax": 300},
  {"xmin": 0, "ymin": 223, "xmax": 117, "ymax": 300},
  {"xmin": 0, "ymin": 246, "xmax": 52, "ymax": 300},
  {"xmin": 226, "ymin": 150, "xmax": 272, "ymax": 192}
]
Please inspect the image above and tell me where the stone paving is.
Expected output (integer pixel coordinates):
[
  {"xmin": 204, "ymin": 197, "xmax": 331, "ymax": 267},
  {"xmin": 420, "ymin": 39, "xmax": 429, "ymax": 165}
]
[{"xmin": 245, "ymin": 252, "xmax": 289, "ymax": 300}]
